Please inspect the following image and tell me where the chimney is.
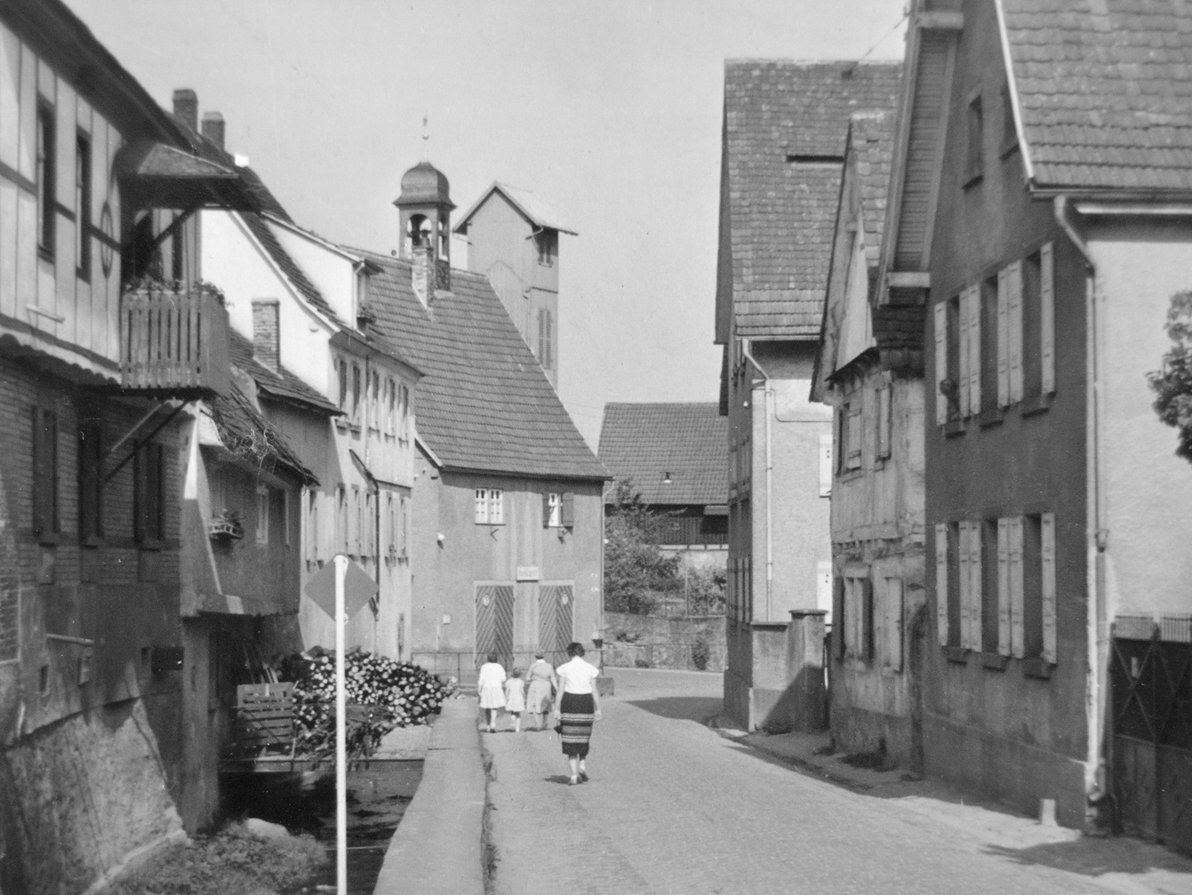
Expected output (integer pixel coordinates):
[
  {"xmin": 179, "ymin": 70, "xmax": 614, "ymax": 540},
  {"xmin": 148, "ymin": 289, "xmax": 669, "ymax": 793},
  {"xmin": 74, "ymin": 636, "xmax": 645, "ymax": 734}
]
[
  {"xmin": 172, "ymin": 88, "xmax": 198, "ymax": 132},
  {"xmin": 201, "ymin": 111, "xmax": 225, "ymax": 150},
  {"xmin": 251, "ymin": 299, "xmax": 280, "ymax": 371}
]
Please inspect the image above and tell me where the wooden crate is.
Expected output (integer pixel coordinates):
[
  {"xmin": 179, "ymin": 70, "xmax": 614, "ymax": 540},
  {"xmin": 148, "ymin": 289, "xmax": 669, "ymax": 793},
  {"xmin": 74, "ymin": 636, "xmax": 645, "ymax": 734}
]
[{"xmin": 233, "ymin": 682, "xmax": 296, "ymax": 756}]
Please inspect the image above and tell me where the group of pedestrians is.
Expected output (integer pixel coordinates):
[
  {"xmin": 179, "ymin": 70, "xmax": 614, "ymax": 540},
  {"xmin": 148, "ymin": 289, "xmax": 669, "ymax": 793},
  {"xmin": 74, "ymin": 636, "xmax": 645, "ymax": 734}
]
[{"xmin": 476, "ymin": 642, "xmax": 602, "ymax": 785}]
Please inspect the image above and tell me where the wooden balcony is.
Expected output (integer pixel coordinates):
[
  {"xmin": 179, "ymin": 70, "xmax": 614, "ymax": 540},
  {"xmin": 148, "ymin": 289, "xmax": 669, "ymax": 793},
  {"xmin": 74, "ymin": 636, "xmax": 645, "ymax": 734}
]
[{"xmin": 121, "ymin": 284, "xmax": 230, "ymax": 397}]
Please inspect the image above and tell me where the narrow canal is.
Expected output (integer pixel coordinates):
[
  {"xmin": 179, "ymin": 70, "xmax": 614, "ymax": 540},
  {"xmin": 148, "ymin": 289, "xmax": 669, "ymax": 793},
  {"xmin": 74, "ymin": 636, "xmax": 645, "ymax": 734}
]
[{"xmin": 221, "ymin": 760, "xmax": 423, "ymax": 894}]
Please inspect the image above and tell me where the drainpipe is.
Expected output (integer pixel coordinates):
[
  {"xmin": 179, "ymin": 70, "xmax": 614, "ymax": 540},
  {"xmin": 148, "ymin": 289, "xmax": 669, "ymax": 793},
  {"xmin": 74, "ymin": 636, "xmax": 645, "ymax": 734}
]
[
  {"xmin": 742, "ymin": 340, "xmax": 774, "ymax": 621},
  {"xmin": 1054, "ymin": 195, "xmax": 1110, "ymax": 817}
]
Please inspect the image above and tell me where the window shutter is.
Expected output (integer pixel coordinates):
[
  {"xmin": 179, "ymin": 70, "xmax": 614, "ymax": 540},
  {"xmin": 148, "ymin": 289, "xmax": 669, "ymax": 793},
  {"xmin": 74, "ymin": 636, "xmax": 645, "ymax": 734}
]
[
  {"xmin": 1040, "ymin": 243, "xmax": 1055, "ymax": 394},
  {"xmin": 969, "ymin": 520, "xmax": 984, "ymax": 650},
  {"xmin": 876, "ymin": 384, "xmax": 891, "ymax": 459},
  {"xmin": 862, "ymin": 578, "xmax": 875, "ymax": 662},
  {"xmin": 958, "ymin": 521, "xmax": 972, "ymax": 648},
  {"xmin": 965, "ymin": 286, "xmax": 981, "ymax": 415},
  {"xmin": 997, "ymin": 268, "xmax": 1010, "ymax": 407},
  {"xmin": 847, "ymin": 404, "xmax": 862, "ymax": 468},
  {"xmin": 834, "ymin": 575, "xmax": 847, "ymax": 658},
  {"xmin": 997, "ymin": 517, "xmax": 1011, "ymax": 655},
  {"xmin": 1009, "ymin": 516, "xmax": 1025, "ymax": 658},
  {"xmin": 935, "ymin": 523, "xmax": 949, "ymax": 646},
  {"xmin": 885, "ymin": 577, "xmax": 904, "ymax": 671},
  {"xmin": 542, "ymin": 492, "xmax": 551, "ymax": 528},
  {"xmin": 817, "ymin": 561, "xmax": 832, "ymax": 611},
  {"xmin": 1007, "ymin": 261, "xmax": 1024, "ymax": 402},
  {"xmin": 958, "ymin": 294, "xmax": 971, "ymax": 416},
  {"xmin": 1041, "ymin": 512, "xmax": 1057, "ymax": 663},
  {"xmin": 934, "ymin": 302, "xmax": 948, "ymax": 424},
  {"xmin": 819, "ymin": 433, "xmax": 833, "ymax": 496},
  {"xmin": 561, "ymin": 492, "xmax": 575, "ymax": 528}
]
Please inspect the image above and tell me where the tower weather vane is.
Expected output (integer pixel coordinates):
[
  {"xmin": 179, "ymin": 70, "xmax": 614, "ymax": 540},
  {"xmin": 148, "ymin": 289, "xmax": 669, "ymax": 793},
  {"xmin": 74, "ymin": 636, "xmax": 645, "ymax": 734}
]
[{"xmin": 422, "ymin": 112, "xmax": 429, "ymax": 160}]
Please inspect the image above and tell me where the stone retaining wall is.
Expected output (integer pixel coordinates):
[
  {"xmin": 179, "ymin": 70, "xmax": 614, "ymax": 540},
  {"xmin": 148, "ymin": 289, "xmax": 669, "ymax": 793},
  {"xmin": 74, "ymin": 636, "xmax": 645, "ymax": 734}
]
[{"xmin": 602, "ymin": 612, "xmax": 726, "ymax": 672}]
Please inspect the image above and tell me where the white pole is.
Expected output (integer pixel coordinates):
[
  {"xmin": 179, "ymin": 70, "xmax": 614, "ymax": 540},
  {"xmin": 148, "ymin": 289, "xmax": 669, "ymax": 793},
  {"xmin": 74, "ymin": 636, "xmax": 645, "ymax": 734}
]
[{"xmin": 334, "ymin": 553, "xmax": 348, "ymax": 894}]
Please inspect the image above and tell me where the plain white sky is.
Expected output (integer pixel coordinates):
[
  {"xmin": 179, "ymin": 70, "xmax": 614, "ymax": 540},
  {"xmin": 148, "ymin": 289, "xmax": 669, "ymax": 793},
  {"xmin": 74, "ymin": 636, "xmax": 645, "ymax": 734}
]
[{"xmin": 64, "ymin": 0, "xmax": 906, "ymax": 447}]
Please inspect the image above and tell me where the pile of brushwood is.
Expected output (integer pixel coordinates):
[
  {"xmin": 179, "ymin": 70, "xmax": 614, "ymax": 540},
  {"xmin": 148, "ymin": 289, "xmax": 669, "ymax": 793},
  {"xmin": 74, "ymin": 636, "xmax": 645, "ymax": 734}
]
[{"xmin": 291, "ymin": 647, "xmax": 452, "ymax": 760}]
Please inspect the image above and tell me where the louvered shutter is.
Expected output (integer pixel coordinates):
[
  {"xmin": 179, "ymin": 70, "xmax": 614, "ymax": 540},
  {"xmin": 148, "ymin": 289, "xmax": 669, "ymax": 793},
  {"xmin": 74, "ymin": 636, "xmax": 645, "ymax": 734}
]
[
  {"xmin": 1041, "ymin": 513, "xmax": 1057, "ymax": 663},
  {"xmin": 1040, "ymin": 243, "xmax": 1055, "ymax": 394},
  {"xmin": 934, "ymin": 302, "xmax": 948, "ymax": 424},
  {"xmin": 1008, "ymin": 261, "xmax": 1024, "ymax": 402},
  {"xmin": 997, "ymin": 517, "xmax": 1011, "ymax": 655},
  {"xmin": 958, "ymin": 294, "xmax": 971, "ymax": 415},
  {"xmin": 935, "ymin": 523, "xmax": 949, "ymax": 646},
  {"xmin": 958, "ymin": 521, "xmax": 971, "ymax": 648},
  {"xmin": 877, "ymin": 384, "xmax": 891, "ymax": 459},
  {"xmin": 885, "ymin": 577, "xmax": 904, "ymax": 671},
  {"xmin": 969, "ymin": 520, "xmax": 983, "ymax": 650},
  {"xmin": 997, "ymin": 269, "xmax": 1010, "ymax": 407},
  {"xmin": 560, "ymin": 493, "xmax": 575, "ymax": 528},
  {"xmin": 1009, "ymin": 516, "xmax": 1025, "ymax": 658}
]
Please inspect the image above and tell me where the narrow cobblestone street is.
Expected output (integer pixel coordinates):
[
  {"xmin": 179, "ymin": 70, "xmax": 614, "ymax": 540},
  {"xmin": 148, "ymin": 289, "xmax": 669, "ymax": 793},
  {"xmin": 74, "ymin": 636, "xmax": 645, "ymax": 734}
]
[{"xmin": 481, "ymin": 668, "xmax": 1192, "ymax": 895}]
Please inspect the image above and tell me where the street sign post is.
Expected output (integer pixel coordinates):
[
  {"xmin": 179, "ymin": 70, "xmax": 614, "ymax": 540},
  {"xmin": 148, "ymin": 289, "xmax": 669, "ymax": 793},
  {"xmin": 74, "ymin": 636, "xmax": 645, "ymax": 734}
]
[{"xmin": 304, "ymin": 555, "xmax": 377, "ymax": 894}]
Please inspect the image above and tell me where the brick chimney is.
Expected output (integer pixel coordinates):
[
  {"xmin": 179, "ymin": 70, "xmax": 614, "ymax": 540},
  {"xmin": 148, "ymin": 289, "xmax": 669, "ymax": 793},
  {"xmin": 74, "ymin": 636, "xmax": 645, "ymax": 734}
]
[
  {"xmin": 251, "ymin": 299, "xmax": 280, "ymax": 371},
  {"xmin": 172, "ymin": 88, "xmax": 198, "ymax": 132},
  {"xmin": 201, "ymin": 111, "xmax": 225, "ymax": 150}
]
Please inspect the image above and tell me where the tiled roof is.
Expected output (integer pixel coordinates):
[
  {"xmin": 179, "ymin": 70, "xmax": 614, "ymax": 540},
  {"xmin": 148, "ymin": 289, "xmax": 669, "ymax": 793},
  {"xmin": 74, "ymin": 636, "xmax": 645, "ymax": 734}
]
[
  {"xmin": 454, "ymin": 182, "xmax": 577, "ymax": 236},
  {"xmin": 359, "ymin": 254, "xmax": 608, "ymax": 481},
  {"xmin": 240, "ymin": 213, "xmax": 338, "ymax": 322},
  {"xmin": 207, "ymin": 381, "xmax": 319, "ymax": 486},
  {"xmin": 597, "ymin": 403, "xmax": 727, "ymax": 506},
  {"xmin": 850, "ymin": 111, "xmax": 897, "ymax": 260},
  {"xmin": 721, "ymin": 60, "xmax": 902, "ymax": 340},
  {"xmin": 227, "ymin": 329, "xmax": 340, "ymax": 415},
  {"xmin": 1002, "ymin": 0, "xmax": 1192, "ymax": 192}
]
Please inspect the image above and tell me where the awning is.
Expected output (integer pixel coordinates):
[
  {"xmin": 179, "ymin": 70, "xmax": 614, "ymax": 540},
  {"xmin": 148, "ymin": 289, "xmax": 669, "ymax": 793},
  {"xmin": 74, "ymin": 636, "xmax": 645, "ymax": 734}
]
[{"xmin": 116, "ymin": 140, "xmax": 260, "ymax": 211}]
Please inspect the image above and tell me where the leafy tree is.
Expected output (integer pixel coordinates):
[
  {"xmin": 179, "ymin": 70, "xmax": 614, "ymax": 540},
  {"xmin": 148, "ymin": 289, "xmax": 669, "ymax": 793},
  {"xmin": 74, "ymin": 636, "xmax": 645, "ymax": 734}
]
[
  {"xmin": 603, "ymin": 479, "xmax": 679, "ymax": 614},
  {"xmin": 1148, "ymin": 291, "xmax": 1192, "ymax": 463}
]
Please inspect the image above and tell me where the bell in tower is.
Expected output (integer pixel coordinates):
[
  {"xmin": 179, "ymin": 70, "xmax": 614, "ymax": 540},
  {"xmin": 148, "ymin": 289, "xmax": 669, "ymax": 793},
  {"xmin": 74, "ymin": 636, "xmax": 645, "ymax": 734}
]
[{"xmin": 394, "ymin": 160, "xmax": 454, "ymax": 300}]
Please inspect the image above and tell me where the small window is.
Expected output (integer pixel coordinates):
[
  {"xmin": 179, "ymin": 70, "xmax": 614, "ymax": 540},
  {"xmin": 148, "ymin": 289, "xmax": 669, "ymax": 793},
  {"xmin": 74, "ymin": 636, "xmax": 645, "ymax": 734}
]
[
  {"xmin": 36, "ymin": 103, "xmax": 55, "ymax": 255},
  {"xmin": 475, "ymin": 488, "xmax": 504, "ymax": 525},
  {"xmin": 385, "ymin": 378, "xmax": 396, "ymax": 435},
  {"xmin": 134, "ymin": 442, "xmax": 164, "ymax": 544},
  {"xmin": 875, "ymin": 385, "xmax": 892, "ymax": 460},
  {"xmin": 336, "ymin": 485, "xmax": 348, "ymax": 553},
  {"xmin": 78, "ymin": 422, "xmax": 103, "ymax": 541},
  {"xmin": 351, "ymin": 364, "xmax": 362, "ymax": 427},
  {"xmin": 76, "ymin": 132, "xmax": 91, "ymax": 278},
  {"xmin": 368, "ymin": 370, "xmax": 380, "ymax": 431},
  {"xmin": 399, "ymin": 384, "xmax": 410, "ymax": 440},
  {"xmin": 965, "ymin": 92, "xmax": 984, "ymax": 186},
  {"xmin": 544, "ymin": 492, "xmax": 561, "ymax": 527},
  {"xmin": 307, "ymin": 491, "xmax": 320, "ymax": 563},
  {"xmin": 1000, "ymin": 84, "xmax": 1018, "ymax": 156},
  {"xmin": 337, "ymin": 357, "xmax": 349, "ymax": 412},
  {"xmin": 33, "ymin": 405, "xmax": 60, "ymax": 541},
  {"xmin": 256, "ymin": 485, "xmax": 270, "ymax": 545},
  {"xmin": 535, "ymin": 230, "xmax": 556, "ymax": 266},
  {"xmin": 537, "ymin": 308, "xmax": 554, "ymax": 371}
]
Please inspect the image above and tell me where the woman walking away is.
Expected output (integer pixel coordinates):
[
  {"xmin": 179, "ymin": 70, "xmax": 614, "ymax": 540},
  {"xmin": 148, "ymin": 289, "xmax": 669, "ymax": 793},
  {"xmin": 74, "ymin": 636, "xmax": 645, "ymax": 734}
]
[
  {"xmin": 525, "ymin": 651, "xmax": 557, "ymax": 731},
  {"xmin": 477, "ymin": 653, "xmax": 506, "ymax": 733},
  {"xmin": 504, "ymin": 669, "xmax": 526, "ymax": 733},
  {"xmin": 553, "ymin": 642, "xmax": 601, "ymax": 784}
]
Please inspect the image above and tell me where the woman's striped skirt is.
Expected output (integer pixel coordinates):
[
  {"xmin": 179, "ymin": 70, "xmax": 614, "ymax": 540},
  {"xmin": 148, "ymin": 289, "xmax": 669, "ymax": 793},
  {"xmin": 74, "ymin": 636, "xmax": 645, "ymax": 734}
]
[{"xmin": 558, "ymin": 692, "xmax": 595, "ymax": 757}]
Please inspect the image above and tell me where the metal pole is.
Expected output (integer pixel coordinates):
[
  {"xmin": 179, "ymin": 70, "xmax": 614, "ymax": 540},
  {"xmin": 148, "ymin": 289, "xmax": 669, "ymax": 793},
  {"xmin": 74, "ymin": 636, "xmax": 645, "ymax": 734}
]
[{"xmin": 334, "ymin": 554, "xmax": 348, "ymax": 894}]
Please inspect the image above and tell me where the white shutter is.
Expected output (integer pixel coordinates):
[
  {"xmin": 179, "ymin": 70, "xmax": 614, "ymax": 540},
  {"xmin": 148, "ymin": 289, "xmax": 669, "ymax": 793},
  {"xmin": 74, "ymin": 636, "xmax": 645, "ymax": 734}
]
[
  {"xmin": 817, "ymin": 561, "xmax": 833, "ymax": 610},
  {"xmin": 1008, "ymin": 261, "xmax": 1024, "ymax": 403},
  {"xmin": 965, "ymin": 286, "xmax": 981, "ymax": 414},
  {"xmin": 1041, "ymin": 512, "xmax": 1057, "ymax": 663},
  {"xmin": 997, "ymin": 269, "xmax": 1010, "ymax": 407},
  {"xmin": 958, "ymin": 293, "xmax": 971, "ymax": 416},
  {"xmin": 819, "ymin": 433, "xmax": 833, "ymax": 496},
  {"xmin": 997, "ymin": 517, "xmax": 1011, "ymax": 655},
  {"xmin": 969, "ymin": 520, "xmax": 983, "ymax": 650},
  {"xmin": 1040, "ymin": 243, "xmax": 1055, "ymax": 394},
  {"xmin": 885, "ymin": 577, "xmax": 904, "ymax": 671},
  {"xmin": 877, "ymin": 384, "xmax": 891, "ymax": 459},
  {"xmin": 934, "ymin": 302, "xmax": 948, "ymax": 424},
  {"xmin": 958, "ymin": 521, "xmax": 972, "ymax": 648},
  {"xmin": 935, "ymin": 523, "xmax": 949, "ymax": 646},
  {"xmin": 1009, "ymin": 516, "xmax": 1025, "ymax": 658}
]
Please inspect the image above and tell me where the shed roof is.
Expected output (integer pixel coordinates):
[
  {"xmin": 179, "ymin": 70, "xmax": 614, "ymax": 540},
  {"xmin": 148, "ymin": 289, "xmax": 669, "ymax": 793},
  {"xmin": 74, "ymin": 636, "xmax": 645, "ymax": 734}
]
[
  {"xmin": 1002, "ymin": 0, "xmax": 1192, "ymax": 193},
  {"xmin": 360, "ymin": 254, "xmax": 607, "ymax": 482},
  {"xmin": 718, "ymin": 60, "xmax": 902, "ymax": 341},
  {"xmin": 598, "ymin": 403, "xmax": 727, "ymax": 506},
  {"xmin": 227, "ymin": 330, "xmax": 340, "ymax": 415}
]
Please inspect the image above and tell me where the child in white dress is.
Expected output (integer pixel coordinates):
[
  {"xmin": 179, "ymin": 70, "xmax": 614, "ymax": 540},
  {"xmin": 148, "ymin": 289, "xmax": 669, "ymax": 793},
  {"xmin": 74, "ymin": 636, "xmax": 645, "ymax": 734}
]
[{"xmin": 503, "ymin": 669, "xmax": 527, "ymax": 733}]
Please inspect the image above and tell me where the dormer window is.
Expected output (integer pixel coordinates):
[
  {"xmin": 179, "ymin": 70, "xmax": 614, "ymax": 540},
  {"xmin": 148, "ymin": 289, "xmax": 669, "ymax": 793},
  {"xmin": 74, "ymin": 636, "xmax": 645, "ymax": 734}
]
[{"xmin": 535, "ymin": 230, "xmax": 557, "ymax": 267}]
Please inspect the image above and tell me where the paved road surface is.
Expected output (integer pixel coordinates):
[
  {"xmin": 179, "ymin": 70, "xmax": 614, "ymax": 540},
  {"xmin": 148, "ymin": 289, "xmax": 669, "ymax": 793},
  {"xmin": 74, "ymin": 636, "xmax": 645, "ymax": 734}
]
[{"xmin": 481, "ymin": 668, "xmax": 1192, "ymax": 895}]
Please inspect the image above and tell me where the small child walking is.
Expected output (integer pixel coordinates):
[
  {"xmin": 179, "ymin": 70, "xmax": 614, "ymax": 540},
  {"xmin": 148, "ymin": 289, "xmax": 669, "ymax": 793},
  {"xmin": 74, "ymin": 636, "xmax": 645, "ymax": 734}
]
[{"xmin": 503, "ymin": 669, "xmax": 526, "ymax": 733}]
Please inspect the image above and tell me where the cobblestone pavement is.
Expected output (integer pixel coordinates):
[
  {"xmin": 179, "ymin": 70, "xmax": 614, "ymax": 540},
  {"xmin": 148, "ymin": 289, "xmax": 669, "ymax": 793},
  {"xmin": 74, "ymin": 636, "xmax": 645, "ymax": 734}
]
[{"xmin": 482, "ymin": 668, "xmax": 1192, "ymax": 895}]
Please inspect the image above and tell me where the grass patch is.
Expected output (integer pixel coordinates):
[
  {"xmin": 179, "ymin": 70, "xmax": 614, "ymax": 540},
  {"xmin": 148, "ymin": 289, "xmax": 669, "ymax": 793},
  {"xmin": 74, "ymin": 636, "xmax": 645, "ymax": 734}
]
[{"xmin": 99, "ymin": 823, "xmax": 326, "ymax": 895}]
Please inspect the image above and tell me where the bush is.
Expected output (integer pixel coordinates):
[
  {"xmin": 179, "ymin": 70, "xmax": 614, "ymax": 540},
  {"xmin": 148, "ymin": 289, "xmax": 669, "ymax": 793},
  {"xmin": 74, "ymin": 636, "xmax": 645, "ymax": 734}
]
[
  {"xmin": 292, "ymin": 648, "xmax": 450, "ymax": 760},
  {"xmin": 634, "ymin": 657, "xmax": 653, "ymax": 668},
  {"xmin": 691, "ymin": 637, "xmax": 710, "ymax": 671}
]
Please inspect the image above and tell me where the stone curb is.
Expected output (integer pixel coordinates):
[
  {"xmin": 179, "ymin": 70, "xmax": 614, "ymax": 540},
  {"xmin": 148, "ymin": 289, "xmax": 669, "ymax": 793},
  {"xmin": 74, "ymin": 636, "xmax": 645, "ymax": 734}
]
[{"xmin": 373, "ymin": 698, "xmax": 486, "ymax": 895}]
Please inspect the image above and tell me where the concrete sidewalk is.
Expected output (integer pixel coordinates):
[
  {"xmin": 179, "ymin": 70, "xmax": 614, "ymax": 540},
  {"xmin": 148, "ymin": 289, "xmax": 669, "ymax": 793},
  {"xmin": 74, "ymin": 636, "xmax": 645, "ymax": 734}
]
[{"xmin": 372, "ymin": 697, "xmax": 486, "ymax": 895}]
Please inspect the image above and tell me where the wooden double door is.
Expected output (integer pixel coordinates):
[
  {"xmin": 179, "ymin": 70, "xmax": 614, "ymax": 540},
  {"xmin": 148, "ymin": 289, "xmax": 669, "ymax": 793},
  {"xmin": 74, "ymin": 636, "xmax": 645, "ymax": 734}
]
[{"xmin": 474, "ymin": 581, "xmax": 574, "ymax": 668}]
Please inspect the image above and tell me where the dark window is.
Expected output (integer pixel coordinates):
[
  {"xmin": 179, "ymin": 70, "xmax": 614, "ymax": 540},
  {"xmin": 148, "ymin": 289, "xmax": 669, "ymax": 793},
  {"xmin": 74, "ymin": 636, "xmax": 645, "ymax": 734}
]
[
  {"xmin": 171, "ymin": 221, "xmax": 184, "ymax": 282},
  {"xmin": 946, "ymin": 522, "xmax": 961, "ymax": 647},
  {"xmin": 1022, "ymin": 251, "xmax": 1043, "ymax": 399},
  {"xmin": 965, "ymin": 93, "xmax": 984, "ymax": 185},
  {"xmin": 981, "ymin": 519, "xmax": 999, "ymax": 652},
  {"xmin": 351, "ymin": 364, "xmax": 362, "ymax": 426},
  {"xmin": 981, "ymin": 275, "xmax": 999, "ymax": 411},
  {"xmin": 78, "ymin": 422, "xmax": 103, "ymax": 540},
  {"xmin": 76, "ymin": 132, "xmax": 91, "ymax": 278},
  {"xmin": 125, "ymin": 213, "xmax": 159, "ymax": 284},
  {"xmin": 36, "ymin": 103, "xmax": 55, "ymax": 255},
  {"xmin": 945, "ymin": 296, "xmax": 962, "ymax": 420},
  {"xmin": 134, "ymin": 441, "xmax": 164, "ymax": 543},
  {"xmin": 536, "ymin": 230, "xmax": 556, "ymax": 266},
  {"xmin": 337, "ymin": 358, "xmax": 349, "ymax": 410},
  {"xmin": 1023, "ymin": 514, "xmax": 1044, "ymax": 657},
  {"xmin": 1000, "ymin": 84, "xmax": 1018, "ymax": 156},
  {"xmin": 32, "ymin": 405, "xmax": 59, "ymax": 540}
]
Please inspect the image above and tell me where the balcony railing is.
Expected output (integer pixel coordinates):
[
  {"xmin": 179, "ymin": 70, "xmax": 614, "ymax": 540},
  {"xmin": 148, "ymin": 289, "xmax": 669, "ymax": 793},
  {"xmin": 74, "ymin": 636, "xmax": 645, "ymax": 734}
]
[{"xmin": 121, "ymin": 283, "xmax": 230, "ymax": 396}]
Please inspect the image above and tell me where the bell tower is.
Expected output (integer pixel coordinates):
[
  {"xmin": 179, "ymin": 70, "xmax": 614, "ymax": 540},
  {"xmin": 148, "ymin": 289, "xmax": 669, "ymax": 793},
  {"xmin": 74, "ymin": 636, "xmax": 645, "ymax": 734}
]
[{"xmin": 394, "ymin": 160, "xmax": 454, "ymax": 300}]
